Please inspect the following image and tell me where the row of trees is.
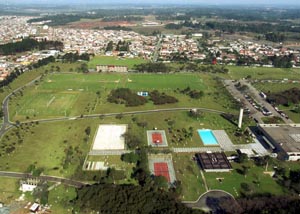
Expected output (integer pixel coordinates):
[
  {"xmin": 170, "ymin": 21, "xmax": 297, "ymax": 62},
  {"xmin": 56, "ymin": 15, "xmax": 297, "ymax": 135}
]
[
  {"xmin": 102, "ymin": 15, "xmax": 144, "ymax": 22},
  {"xmin": 134, "ymin": 62, "xmax": 171, "ymax": 73},
  {"xmin": 0, "ymin": 55, "xmax": 55, "ymax": 88},
  {"xmin": 105, "ymin": 40, "xmax": 130, "ymax": 52},
  {"xmin": 267, "ymin": 87, "xmax": 300, "ymax": 106},
  {"xmin": 178, "ymin": 86, "xmax": 204, "ymax": 99},
  {"xmin": 58, "ymin": 52, "xmax": 92, "ymax": 63},
  {"xmin": 0, "ymin": 38, "xmax": 63, "ymax": 55}
]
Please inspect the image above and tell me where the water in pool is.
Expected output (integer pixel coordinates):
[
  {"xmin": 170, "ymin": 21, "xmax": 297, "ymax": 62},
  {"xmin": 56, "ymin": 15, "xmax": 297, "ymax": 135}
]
[{"xmin": 197, "ymin": 129, "xmax": 219, "ymax": 145}]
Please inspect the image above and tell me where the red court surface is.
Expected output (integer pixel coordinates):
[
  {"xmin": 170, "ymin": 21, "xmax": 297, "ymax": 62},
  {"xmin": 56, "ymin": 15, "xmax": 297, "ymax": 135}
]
[
  {"xmin": 152, "ymin": 133, "xmax": 163, "ymax": 144},
  {"xmin": 154, "ymin": 162, "xmax": 170, "ymax": 182}
]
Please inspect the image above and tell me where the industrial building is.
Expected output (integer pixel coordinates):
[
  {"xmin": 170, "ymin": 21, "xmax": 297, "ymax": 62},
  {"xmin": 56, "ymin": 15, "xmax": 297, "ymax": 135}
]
[{"xmin": 259, "ymin": 124, "xmax": 300, "ymax": 161}]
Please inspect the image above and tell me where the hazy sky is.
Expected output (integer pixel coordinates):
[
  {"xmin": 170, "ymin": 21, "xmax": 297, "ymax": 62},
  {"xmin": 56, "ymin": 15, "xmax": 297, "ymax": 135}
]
[{"xmin": 1, "ymin": 0, "xmax": 300, "ymax": 5}]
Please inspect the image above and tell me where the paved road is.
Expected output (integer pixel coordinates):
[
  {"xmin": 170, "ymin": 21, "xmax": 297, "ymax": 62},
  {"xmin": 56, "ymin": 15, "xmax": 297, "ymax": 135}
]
[
  {"xmin": 152, "ymin": 35, "xmax": 162, "ymax": 62},
  {"xmin": 0, "ymin": 75, "xmax": 42, "ymax": 137},
  {"xmin": 224, "ymin": 79, "xmax": 264, "ymax": 124},
  {"xmin": 240, "ymin": 79, "xmax": 293, "ymax": 124},
  {"xmin": 0, "ymin": 171, "xmax": 87, "ymax": 188},
  {"xmin": 224, "ymin": 79, "xmax": 294, "ymax": 124},
  {"xmin": 9, "ymin": 107, "xmax": 225, "ymax": 131}
]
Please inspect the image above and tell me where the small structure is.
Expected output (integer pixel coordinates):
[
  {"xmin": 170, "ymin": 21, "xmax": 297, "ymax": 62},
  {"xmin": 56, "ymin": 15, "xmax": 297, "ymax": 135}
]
[
  {"xmin": 147, "ymin": 130, "xmax": 168, "ymax": 147},
  {"xmin": 137, "ymin": 91, "xmax": 149, "ymax": 97},
  {"xmin": 96, "ymin": 65, "xmax": 128, "ymax": 73},
  {"xmin": 19, "ymin": 178, "xmax": 39, "ymax": 192},
  {"xmin": 29, "ymin": 203, "xmax": 40, "ymax": 213},
  {"xmin": 258, "ymin": 124, "xmax": 300, "ymax": 161},
  {"xmin": 238, "ymin": 108, "xmax": 244, "ymax": 129},
  {"xmin": 196, "ymin": 152, "xmax": 232, "ymax": 172}
]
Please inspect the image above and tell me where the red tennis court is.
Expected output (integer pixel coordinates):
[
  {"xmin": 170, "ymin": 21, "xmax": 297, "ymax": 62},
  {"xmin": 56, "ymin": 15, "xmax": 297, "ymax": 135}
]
[
  {"xmin": 152, "ymin": 133, "xmax": 163, "ymax": 144},
  {"xmin": 154, "ymin": 162, "xmax": 170, "ymax": 182}
]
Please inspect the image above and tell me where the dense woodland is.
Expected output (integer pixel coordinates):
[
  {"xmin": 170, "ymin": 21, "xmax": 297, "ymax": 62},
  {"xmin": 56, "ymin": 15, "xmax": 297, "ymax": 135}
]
[
  {"xmin": 73, "ymin": 183, "xmax": 202, "ymax": 214},
  {"xmin": 0, "ymin": 38, "xmax": 63, "ymax": 55}
]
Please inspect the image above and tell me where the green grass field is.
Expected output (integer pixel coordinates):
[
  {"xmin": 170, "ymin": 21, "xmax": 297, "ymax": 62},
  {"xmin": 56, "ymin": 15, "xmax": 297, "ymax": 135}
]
[
  {"xmin": 88, "ymin": 55, "xmax": 147, "ymax": 69},
  {"xmin": 204, "ymin": 161, "xmax": 286, "ymax": 197},
  {"xmin": 173, "ymin": 154, "xmax": 206, "ymax": 201},
  {"xmin": 0, "ymin": 177, "xmax": 20, "ymax": 204},
  {"xmin": 48, "ymin": 185, "xmax": 77, "ymax": 213},
  {"xmin": 252, "ymin": 82, "xmax": 300, "ymax": 93},
  {"xmin": 227, "ymin": 66, "xmax": 300, "ymax": 80},
  {"xmin": 9, "ymin": 72, "xmax": 237, "ymax": 121},
  {"xmin": 85, "ymin": 155, "xmax": 136, "ymax": 184}
]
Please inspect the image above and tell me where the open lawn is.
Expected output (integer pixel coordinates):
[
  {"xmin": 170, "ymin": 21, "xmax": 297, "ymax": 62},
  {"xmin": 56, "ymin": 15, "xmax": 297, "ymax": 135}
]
[
  {"xmin": 0, "ymin": 177, "xmax": 20, "ymax": 204},
  {"xmin": 9, "ymin": 72, "xmax": 238, "ymax": 121},
  {"xmin": 85, "ymin": 155, "xmax": 136, "ymax": 184},
  {"xmin": 88, "ymin": 55, "xmax": 147, "ymax": 69},
  {"xmin": 204, "ymin": 161, "xmax": 286, "ymax": 197},
  {"xmin": 252, "ymin": 82, "xmax": 300, "ymax": 93},
  {"xmin": 0, "ymin": 110, "xmax": 244, "ymax": 179},
  {"xmin": 0, "ymin": 119, "xmax": 99, "ymax": 178},
  {"xmin": 227, "ymin": 66, "xmax": 300, "ymax": 80},
  {"xmin": 48, "ymin": 184, "xmax": 77, "ymax": 213},
  {"xmin": 172, "ymin": 154, "xmax": 206, "ymax": 201}
]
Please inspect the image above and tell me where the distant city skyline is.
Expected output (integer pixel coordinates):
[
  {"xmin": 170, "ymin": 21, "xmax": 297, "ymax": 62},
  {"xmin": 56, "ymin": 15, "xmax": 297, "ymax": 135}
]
[{"xmin": 0, "ymin": 0, "xmax": 300, "ymax": 5}]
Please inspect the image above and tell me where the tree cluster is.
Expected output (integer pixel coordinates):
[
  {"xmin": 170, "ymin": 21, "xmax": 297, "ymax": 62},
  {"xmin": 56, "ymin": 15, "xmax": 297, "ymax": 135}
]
[
  {"xmin": 265, "ymin": 32, "xmax": 285, "ymax": 42},
  {"xmin": 178, "ymin": 86, "xmax": 204, "ymax": 99},
  {"xmin": 59, "ymin": 52, "xmax": 91, "ymax": 63},
  {"xmin": 149, "ymin": 90, "xmax": 178, "ymax": 105},
  {"xmin": 220, "ymin": 194, "xmax": 300, "ymax": 214},
  {"xmin": 122, "ymin": 132, "xmax": 143, "ymax": 149},
  {"xmin": 107, "ymin": 88, "xmax": 147, "ymax": 107},
  {"xmin": 267, "ymin": 87, "xmax": 300, "ymax": 106},
  {"xmin": 134, "ymin": 62, "xmax": 171, "ymax": 73},
  {"xmin": 269, "ymin": 54, "xmax": 293, "ymax": 68},
  {"xmin": 104, "ymin": 26, "xmax": 132, "ymax": 31},
  {"xmin": 0, "ymin": 38, "xmax": 63, "ymax": 55},
  {"xmin": 121, "ymin": 152, "xmax": 140, "ymax": 164},
  {"xmin": 102, "ymin": 15, "xmax": 144, "ymax": 22},
  {"xmin": 116, "ymin": 40, "xmax": 130, "ymax": 52},
  {"xmin": 73, "ymin": 183, "xmax": 202, "ymax": 214}
]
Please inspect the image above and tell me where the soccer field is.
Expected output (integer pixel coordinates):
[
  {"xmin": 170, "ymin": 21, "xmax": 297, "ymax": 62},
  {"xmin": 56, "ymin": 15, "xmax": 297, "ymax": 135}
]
[
  {"xmin": 88, "ymin": 55, "xmax": 147, "ymax": 69},
  {"xmin": 8, "ymin": 72, "xmax": 233, "ymax": 121}
]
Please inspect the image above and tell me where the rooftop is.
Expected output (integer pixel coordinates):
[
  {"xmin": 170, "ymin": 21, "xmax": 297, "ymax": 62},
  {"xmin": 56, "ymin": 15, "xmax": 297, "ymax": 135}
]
[
  {"xmin": 259, "ymin": 124, "xmax": 300, "ymax": 153},
  {"xmin": 196, "ymin": 152, "xmax": 232, "ymax": 172}
]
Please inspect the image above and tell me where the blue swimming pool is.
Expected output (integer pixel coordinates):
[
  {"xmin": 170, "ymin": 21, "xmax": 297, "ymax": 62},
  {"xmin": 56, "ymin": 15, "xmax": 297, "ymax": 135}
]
[{"xmin": 197, "ymin": 129, "xmax": 219, "ymax": 145}]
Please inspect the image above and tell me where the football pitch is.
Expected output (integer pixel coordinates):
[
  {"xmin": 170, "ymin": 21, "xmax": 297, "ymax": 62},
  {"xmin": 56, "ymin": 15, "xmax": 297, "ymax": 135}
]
[{"xmin": 8, "ymin": 72, "xmax": 230, "ymax": 121}]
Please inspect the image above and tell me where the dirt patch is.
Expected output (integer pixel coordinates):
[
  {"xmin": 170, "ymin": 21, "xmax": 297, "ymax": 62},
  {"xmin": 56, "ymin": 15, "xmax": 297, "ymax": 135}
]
[{"xmin": 68, "ymin": 20, "xmax": 136, "ymax": 29}]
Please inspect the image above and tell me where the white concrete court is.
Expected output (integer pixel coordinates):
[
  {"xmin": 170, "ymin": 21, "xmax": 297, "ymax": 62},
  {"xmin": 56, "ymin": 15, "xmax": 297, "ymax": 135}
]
[{"xmin": 92, "ymin": 124, "xmax": 127, "ymax": 151}]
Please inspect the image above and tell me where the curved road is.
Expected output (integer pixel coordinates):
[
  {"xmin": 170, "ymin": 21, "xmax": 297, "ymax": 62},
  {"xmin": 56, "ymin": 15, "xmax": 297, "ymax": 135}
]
[{"xmin": 0, "ymin": 75, "xmax": 43, "ymax": 136}]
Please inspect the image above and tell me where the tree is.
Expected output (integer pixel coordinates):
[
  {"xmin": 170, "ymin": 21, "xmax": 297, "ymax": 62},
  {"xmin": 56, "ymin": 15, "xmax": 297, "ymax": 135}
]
[
  {"xmin": 85, "ymin": 126, "xmax": 91, "ymax": 136},
  {"xmin": 123, "ymin": 132, "xmax": 142, "ymax": 149},
  {"xmin": 105, "ymin": 41, "xmax": 114, "ymax": 52},
  {"xmin": 55, "ymin": 66, "xmax": 60, "ymax": 72},
  {"xmin": 236, "ymin": 153, "xmax": 248, "ymax": 163},
  {"xmin": 121, "ymin": 152, "xmax": 140, "ymax": 164},
  {"xmin": 80, "ymin": 63, "xmax": 88, "ymax": 73}
]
